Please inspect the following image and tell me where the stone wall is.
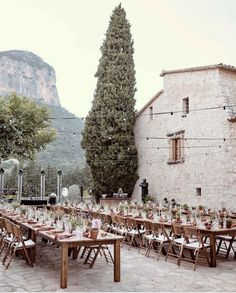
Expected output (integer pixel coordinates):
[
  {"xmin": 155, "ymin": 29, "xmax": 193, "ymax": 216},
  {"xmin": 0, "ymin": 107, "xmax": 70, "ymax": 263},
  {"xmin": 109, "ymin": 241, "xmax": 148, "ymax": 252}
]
[{"xmin": 133, "ymin": 68, "xmax": 236, "ymax": 209}]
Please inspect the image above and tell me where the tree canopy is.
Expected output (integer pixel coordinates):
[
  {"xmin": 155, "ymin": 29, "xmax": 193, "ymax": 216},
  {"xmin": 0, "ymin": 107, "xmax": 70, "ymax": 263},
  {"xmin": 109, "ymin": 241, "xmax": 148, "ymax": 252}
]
[
  {"xmin": 81, "ymin": 4, "xmax": 138, "ymax": 197},
  {"xmin": 0, "ymin": 93, "xmax": 56, "ymax": 161}
]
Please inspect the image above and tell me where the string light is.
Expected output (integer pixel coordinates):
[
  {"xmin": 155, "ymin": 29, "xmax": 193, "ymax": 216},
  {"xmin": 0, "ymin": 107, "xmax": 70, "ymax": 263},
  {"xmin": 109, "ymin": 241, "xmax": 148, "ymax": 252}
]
[{"xmin": 46, "ymin": 102, "xmax": 236, "ymax": 121}]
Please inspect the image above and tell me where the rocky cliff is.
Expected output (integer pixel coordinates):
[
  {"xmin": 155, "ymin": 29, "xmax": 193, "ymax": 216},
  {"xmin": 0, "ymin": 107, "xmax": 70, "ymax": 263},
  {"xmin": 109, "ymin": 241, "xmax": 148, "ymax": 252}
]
[
  {"xmin": 0, "ymin": 49, "xmax": 84, "ymax": 169},
  {"xmin": 0, "ymin": 50, "xmax": 60, "ymax": 106}
]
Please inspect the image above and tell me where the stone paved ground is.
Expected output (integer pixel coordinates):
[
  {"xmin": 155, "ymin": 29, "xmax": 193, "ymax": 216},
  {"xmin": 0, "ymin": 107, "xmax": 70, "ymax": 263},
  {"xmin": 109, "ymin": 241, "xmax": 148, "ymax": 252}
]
[{"xmin": 0, "ymin": 240, "xmax": 235, "ymax": 292}]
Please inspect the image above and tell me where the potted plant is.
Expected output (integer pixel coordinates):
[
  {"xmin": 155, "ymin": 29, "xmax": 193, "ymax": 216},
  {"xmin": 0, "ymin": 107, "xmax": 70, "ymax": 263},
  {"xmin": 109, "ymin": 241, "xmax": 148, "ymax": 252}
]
[
  {"xmin": 175, "ymin": 211, "xmax": 181, "ymax": 223},
  {"xmin": 198, "ymin": 204, "xmax": 204, "ymax": 210},
  {"xmin": 182, "ymin": 203, "xmax": 189, "ymax": 211},
  {"xmin": 226, "ymin": 217, "xmax": 232, "ymax": 229},
  {"xmin": 20, "ymin": 206, "xmax": 27, "ymax": 215},
  {"xmin": 12, "ymin": 202, "xmax": 21, "ymax": 211}
]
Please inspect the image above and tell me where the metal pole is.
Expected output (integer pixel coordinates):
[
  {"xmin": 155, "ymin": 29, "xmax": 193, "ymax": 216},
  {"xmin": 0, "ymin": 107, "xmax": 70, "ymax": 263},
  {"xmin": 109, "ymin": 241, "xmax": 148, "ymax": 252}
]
[
  {"xmin": 40, "ymin": 170, "xmax": 45, "ymax": 199},
  {"xmin": 57, "ymin": 170, "xmax": 62, "ymax": 203},
  {"xmin": 0, "ymin": 168, "xmax": 4, "ymax": 197},
  {"xmin": 17, "ymin": 169, "xmax": 23, "ymax": 202}
]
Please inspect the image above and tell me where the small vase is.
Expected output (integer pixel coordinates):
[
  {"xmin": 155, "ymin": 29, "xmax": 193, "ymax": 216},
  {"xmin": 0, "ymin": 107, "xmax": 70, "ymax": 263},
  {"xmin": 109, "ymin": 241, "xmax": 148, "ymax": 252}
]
[{"xmin": 226, "ymin": 220, "xmax": 232, "ymax": 229}]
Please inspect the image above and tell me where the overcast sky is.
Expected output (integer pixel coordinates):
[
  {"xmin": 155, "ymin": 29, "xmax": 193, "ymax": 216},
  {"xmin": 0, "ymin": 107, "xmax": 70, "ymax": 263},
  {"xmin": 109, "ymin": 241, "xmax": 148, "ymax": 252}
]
[{"xmin": 0, "ymin": 0, "xmax": 236, "ymax": 117}]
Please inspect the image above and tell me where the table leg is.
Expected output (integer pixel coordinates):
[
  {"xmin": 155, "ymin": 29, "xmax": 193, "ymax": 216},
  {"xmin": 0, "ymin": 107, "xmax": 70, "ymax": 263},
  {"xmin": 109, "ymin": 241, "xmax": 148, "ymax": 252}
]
[
  {"xmin": 61, "ymin": 243, "xmax": 68, "ymax": 289},
  {"xmin": 114, "ymin": 240, "xmax": 120, "ymax": 282},
  {"xmin": 30, "ymin": 230, "xmax": 37, "ymax": 263},
  {"xmin": 72, "ymin": 247, "xmax": 78, "ymax": 259},
  {"xmin": 209, "ymin": 233, "xmax": 216, "ymax": 267}
]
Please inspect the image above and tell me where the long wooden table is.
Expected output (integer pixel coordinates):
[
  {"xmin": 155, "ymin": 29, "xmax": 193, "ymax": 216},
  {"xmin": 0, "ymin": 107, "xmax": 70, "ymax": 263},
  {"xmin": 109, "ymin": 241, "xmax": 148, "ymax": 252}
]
[
  {"xmin": 37, "ymin": 230, "xmax": 123, "ymax": 289},
  {"xmin": 199, "ymin": 227, "xmax": 236, "ymax": 267},
  {"xmin": 59, "ymin": 206, "xmax": 236, "ymax": 268},
  {"xmin": 0, "ymin": 210, "xmax": 123, "ymax": 289}
]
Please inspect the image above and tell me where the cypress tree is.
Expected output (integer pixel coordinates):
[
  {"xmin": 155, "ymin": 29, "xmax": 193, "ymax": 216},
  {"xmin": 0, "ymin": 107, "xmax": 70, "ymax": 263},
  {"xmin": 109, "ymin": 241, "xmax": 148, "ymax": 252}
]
[{"xmin": 81, "ymin": 4, "xmax": 138, "ymax": 197}]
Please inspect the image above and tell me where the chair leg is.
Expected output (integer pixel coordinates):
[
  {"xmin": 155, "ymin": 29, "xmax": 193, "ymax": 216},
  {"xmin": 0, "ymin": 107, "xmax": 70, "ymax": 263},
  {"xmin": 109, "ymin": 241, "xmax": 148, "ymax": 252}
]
[
  {"xmin": 203, "ymin": 248, "xmax": 210, "ymax": 266},
  {"xmin": 177, "ymin": 245, "xmax": 184, "ymax": 267},
  {"xmin": 156, "ymin": 242, "xmax": 163, "ymax": 260},
  {"xmin": 3, "ymin": 247, "xmax": 16, "ymax": 270},
  {"xmin": 80, "ymin": 247, "xmax": 87, "ymax": 259},
  {"xmin": 22, "ymin": 247, "xmax": 33, "ymax": 267},
  {"xmin": 89, "ymin": 247, "xmax": 100, "ymax": 269},
  {"xmin": 146, "ymin": 241, "xmax": 153, "ymax": 257},
  {"xmin": 225, "ymin": 241, "xmax": 233, "ymax": 259},
  {"xmin": 165, "ymin": 242, "xmax": 172, "ymax": 261},
  {"xmin": 216, "ymin": 239, "xmax": 222, "ymax": 255},
  {"xmin": 83, "ymin": 248, "xmax": 92, "ymax": 264},
  {"xmin": 193, "ymin": 249, "xmax": 200, "ymax": 271}
]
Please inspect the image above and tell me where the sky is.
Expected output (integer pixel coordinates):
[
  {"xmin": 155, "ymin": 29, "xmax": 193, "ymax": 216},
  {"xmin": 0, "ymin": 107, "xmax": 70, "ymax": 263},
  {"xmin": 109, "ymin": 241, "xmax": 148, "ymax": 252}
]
[{"xmin": 0, "ymin": 0, "xmax": 236, "ymax": 118}]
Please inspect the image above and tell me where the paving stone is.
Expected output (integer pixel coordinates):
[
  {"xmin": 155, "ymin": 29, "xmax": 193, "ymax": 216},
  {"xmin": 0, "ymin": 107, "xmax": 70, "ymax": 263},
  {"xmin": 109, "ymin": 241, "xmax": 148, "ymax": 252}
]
[{"xmin": 0, "ymin": 241, "xmax": 235, "ymax": 292}]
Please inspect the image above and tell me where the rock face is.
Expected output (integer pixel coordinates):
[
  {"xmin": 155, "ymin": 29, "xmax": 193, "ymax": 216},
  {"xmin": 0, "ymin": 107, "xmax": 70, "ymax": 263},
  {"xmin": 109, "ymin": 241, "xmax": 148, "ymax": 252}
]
[{"xmin": 0, "ymin": 50, "xmax": 60, "ymax": 106}]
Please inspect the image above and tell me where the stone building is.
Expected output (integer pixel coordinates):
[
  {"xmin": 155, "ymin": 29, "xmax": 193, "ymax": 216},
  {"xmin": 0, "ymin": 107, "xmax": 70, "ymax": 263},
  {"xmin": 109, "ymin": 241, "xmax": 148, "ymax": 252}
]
[{"xmin": 132, "ymin": 64, "xmax": 236, "ymax": 208}]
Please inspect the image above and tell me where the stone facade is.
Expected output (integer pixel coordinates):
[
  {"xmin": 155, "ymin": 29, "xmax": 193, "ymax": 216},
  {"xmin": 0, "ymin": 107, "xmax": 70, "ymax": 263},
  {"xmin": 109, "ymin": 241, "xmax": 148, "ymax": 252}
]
[{"xmin": 132, "ymin": 65, "xmax": 236, "ymax": 209}]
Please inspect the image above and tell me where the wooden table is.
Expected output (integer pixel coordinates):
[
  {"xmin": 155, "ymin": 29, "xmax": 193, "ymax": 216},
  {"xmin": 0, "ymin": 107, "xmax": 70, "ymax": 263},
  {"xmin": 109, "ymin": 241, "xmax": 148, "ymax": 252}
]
[
  {"xmin": 0, "ymin": 210, "xmax": 123, "ymax": 289},
  {"xmin": 38, "ymin": 231, "xmax": 123, "ymax": 289},
  {"xmin": 124, "ymin": 216, "xmax": 236, "ymax": 267},
  {"xmin": 199, "ymin": 227, "xmax": 236, "ymax": 267}
]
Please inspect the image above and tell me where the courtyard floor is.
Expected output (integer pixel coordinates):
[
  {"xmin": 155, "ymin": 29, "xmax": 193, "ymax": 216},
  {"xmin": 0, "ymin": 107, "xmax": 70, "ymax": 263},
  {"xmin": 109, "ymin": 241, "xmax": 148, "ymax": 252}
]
[{"xmin": 0, "ymin": 240, "xmax": 235, "ymax": 292}]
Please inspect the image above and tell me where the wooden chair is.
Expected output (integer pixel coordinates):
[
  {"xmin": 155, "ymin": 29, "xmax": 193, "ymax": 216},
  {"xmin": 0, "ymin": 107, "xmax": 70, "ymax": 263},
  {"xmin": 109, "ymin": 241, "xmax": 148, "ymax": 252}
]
[
  {"xmin": 216, "ymin": 235, "xmax": 235, "ymax": 258},
  {"xmin": 110, "ymin": 214, "xmax": 119, "ymax": 234},
  {"xmin": 79, "ymin": 245, "xmax": 114, "ymax": 268},
  {"xmin": 115, "ymin": 215, "xmax": 127, "ymax": 237},
  {"xmin": 2, "ymin": 222, "xmax": 35, "ymax": 269},
  {"xmin": 0, "ymin": 219, "xmax": 15, "ymax": 257},
  {"xmin": 165, "ymin": 223, "xmax": 185, "ymax": 263},
  {"xmin": 178, "ymin": 225, "xmax": 210, "ymax": 270},
  {"xmin": 0, "ymin": 217, "xmax": 6, "ymax": 251},
  {"xmin": 146, "ymin": 223, "xmax": 172, "ymax": 260},
  {"xmin": 124, "ymin": 217, "xmax": 145, "ymax": 249},
  {"xmin": 216, "ymin": 220, "xmax": 236, "ymax": 258},
  {"xmin": 138, "ymin": 220, "xmax": 154, "ymax": 255}
]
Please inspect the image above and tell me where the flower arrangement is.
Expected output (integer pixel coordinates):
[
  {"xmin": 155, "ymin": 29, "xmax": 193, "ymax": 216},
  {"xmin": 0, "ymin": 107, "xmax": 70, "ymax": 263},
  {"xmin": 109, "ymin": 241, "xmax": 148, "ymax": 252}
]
[
  {"xmin": 20, "ymin": 206, "xmax": 28, "ymax": 215},
  {"xmin": 12, "ymin": 202, "xmax": 21, "ymax": 210},
  {"xmin": 182, "ymin": 203, "xmax": 189, "ymax": 210},
  {"xmin": 68, "ymin": 216, "xmax": 84, "ymax": 230}
]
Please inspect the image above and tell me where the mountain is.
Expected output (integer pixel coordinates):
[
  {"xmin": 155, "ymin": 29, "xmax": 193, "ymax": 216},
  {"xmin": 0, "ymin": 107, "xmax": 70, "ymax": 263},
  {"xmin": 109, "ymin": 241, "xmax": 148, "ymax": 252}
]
[
  {"xmin": 36, "ymin": 105, "xmax": 85, "ymax": 169},
  {"xmin": 0, "ymin": 50, "xmax": 84, "ymax": 169},
  {"xmin": 0, "ymin": 50, "xmax": 60, "ymax": 106}
]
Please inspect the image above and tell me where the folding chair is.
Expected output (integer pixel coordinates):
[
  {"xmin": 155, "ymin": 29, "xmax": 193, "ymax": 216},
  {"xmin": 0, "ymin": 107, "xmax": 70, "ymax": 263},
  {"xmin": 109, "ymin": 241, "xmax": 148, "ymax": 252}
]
[
  {"xmin": 2, "ymin": 222, "xmax": 35, "ymax": 269},
  {"xmin": 178, "ymin": 225, "xmax": 210, "ymax": 270}
]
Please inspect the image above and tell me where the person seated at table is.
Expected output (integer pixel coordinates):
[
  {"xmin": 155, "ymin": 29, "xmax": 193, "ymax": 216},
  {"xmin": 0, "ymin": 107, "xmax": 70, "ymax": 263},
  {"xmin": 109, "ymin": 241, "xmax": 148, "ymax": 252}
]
[
  {"xmin": 162, "ymin": 197, "xmax": 170, "ymax": 208},
  {"xmin": 171, "ymin": 198, "xmax": 177, "ymax": 209}
]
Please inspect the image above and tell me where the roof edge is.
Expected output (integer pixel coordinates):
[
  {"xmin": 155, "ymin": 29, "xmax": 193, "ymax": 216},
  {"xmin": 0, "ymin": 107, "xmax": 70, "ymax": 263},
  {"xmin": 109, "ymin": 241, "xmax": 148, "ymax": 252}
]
[
  {"xmin": 136, "ymin": 90, "xmax": 164, "ymax": 118},
  {"xmin": 160, "ymin": 63, "xmax": 236, "ymax": 77}
]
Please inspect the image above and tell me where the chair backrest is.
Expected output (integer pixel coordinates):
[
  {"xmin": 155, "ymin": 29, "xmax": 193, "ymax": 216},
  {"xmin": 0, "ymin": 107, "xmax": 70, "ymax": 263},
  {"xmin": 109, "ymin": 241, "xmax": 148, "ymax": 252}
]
[
  {"xmin": 161, "ymin": 224, "xmax": 172, "ymax": 241},
  {"xmin": 152, "ymin": 222, "xmax": 163, "ymax": 235},
  {"xmin": 144, "ymin": 220, "xmax": 153, "ymax": 233},
  {"xmin": 5, "ymin": 220, "xmax": 14, "ymax": 236},
  {"xmin": 126, "ymin": 217, "xmax": 136, "ymax": 230},
  {"xmin": 172, "ymin": 223, "xmax": 183, "ymax": 237},
  {"xmin": 0, "ymin": 217, "xmax": 6, "ymax": 232},
  {"xmin": 116, "ymin": 215, "xmax": 126, "ymax": 227},
  {"xmin": 111, "ymin": 214, "xmax": 117, "ymax": 226},
  {"xmin": 183, "ymin": 225, "xmax": 201, "ymax": 244},
  {"xmin": 11, "ymin": 223, "xmax": 23, "ymax": 243}
]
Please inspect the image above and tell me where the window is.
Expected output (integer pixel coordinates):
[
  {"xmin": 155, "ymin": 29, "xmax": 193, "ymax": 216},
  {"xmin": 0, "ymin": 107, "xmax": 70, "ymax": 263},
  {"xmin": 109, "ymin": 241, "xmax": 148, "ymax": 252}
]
[
  {"xmin": 196, "ymin": 187, "xmax": 201, "ymax": 196},
  {"xmin": 172, "ymin": 137, "xmax": 181, "ymax": 161},
  {"xmin": 182, "ymin": 97, "xmax": 189, "ymax": 115},
  {"xmin": 167, "ymin": 130, "xmax": 185, "ymax": 164},
  {"xmin": 149, "ymin": 106, "xmax": 153, "ymax": 120}
]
